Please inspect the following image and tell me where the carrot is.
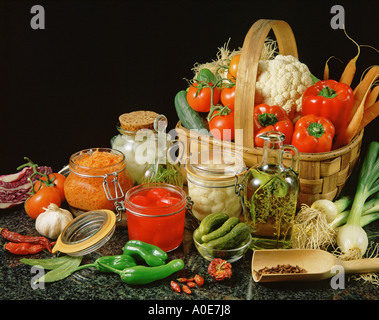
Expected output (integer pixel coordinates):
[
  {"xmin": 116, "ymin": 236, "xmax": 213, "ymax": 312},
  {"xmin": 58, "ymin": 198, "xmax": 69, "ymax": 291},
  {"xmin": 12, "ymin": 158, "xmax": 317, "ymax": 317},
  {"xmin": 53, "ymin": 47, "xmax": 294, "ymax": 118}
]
[
  {"xmin": 76, "ymin": 150, "xmax": 122, "ymax": 168},
  {"xmin": 365, "ymin": 85, "xmax": 379, "ymax": 108},
  {"xmin": 323, "ymin": 56, "xmax": 342, "ymax": 80},
  {"xmin": 339, "ymin": 29, "xmax": 360, "ymax": 86},
  {"xmin": 358, "ymin": 101, "xmax": 379, "ymax": 133},
  {"xmin": 333, "ymin": 75, "xmax": 378, "ymax": 149},
  {"xmin": 350, "ymin": 66, "xmax": 379, "ymax": 120}
]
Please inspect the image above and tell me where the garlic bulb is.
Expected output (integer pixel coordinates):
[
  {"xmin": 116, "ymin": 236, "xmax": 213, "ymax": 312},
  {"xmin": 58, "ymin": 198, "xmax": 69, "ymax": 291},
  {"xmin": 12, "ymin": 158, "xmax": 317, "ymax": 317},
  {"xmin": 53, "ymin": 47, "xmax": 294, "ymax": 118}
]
[{"xmin": 35, "ymin": 203, "xmax": 73, "ymax": 239}]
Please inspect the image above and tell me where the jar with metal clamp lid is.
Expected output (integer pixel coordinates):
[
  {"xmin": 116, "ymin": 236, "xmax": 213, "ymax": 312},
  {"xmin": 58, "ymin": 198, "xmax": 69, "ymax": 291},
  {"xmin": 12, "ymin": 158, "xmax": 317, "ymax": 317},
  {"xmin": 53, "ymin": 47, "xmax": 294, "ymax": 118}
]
[
  {"xmin": 185, "ymin": 149, "xmax": 246, "ymax": 221},
  {"xmin": 64, "ymin": 148, "xmax": 134, "ymax": 221}
]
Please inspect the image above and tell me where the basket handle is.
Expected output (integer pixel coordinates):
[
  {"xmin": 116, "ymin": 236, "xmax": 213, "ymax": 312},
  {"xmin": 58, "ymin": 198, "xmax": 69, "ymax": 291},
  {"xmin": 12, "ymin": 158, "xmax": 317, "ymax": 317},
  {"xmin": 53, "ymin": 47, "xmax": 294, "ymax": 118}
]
[{"xmin": 234, "ymin": 19, "xmax": 298, "ymax": 149}]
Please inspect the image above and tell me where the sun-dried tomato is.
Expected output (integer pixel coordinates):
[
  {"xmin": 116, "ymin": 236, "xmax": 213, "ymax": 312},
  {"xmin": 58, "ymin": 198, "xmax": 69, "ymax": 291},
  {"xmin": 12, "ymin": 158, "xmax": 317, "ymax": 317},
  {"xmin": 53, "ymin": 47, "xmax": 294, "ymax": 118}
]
[{"xmin": 207, "ymin": 258, "xmax": 232, "ymax": 281}]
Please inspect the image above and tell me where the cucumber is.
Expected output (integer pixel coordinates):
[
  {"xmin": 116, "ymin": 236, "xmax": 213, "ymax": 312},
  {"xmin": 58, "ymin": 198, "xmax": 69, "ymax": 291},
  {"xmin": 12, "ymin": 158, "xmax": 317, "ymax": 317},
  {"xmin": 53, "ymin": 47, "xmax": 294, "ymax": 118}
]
[
  {"xmin": 174, "ymin": 90, "xmax": 208, "ymax": 132},
  {"xmin": 201, "ymin": 217, "xmax": 240, "ymax": 243},
  {"xmin": 193, "ymin": 228, "xmax": 204, "ymax": 244},
  {"xmin": 204, "ymin": 222, "xmax": 251, "ymax": 250},
  {"xmin": 198, "ymin": 212, "xmax": 229, "ymax": 236}
]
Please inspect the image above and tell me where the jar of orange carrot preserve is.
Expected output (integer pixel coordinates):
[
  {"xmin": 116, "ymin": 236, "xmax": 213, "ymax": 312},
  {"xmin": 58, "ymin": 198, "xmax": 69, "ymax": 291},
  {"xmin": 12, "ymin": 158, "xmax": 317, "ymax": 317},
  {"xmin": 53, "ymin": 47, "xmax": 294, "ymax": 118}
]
[{"xmin": 64, "ymin": 148, "xmax": 133, "ymax": 215}]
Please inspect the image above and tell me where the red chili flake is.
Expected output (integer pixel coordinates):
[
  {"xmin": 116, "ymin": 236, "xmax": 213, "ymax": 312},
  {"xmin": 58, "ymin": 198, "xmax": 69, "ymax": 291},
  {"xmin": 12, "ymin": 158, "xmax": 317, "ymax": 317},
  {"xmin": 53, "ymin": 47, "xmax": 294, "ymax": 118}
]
[
  {"xmin": 207, "ymin": 258, "xmax": 232, "ymax": 281},
  {"xmin": 182, "ymin": 285, "xmax": 192, "ymax": 294},
  {"xmin": 170, "ymin": 281, "xmax": 181, "ymax": 293},
  {"xmin": 194, "ymin": 274, "xmax": 204, "ymax": 287}
]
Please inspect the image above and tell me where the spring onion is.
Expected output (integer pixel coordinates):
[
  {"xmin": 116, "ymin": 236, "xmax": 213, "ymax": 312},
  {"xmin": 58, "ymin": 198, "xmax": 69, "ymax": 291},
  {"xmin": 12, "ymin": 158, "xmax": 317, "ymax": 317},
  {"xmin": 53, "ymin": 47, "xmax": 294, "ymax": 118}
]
[
  {"xmin": 291, "ymin": 142, "xmax": 379, "ymax": 253},
  {"xmin": 336, "ymin": 141, "xmax": 379, "ymax": 259},
  {"xmin": 311, "ymin": 199, "xmax": 338, "ymax": 223},
  {"xmin": 330, "ymin": 195, "xmax": 379, "ymax": 228}
]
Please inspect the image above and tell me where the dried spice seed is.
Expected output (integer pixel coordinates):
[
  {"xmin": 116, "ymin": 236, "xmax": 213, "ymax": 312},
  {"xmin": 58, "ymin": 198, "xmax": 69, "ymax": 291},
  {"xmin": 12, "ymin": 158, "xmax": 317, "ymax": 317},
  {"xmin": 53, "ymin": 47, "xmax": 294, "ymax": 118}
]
[{"xmin": 255, "ymin": 264, "xmax": 307, "ymax": 277}]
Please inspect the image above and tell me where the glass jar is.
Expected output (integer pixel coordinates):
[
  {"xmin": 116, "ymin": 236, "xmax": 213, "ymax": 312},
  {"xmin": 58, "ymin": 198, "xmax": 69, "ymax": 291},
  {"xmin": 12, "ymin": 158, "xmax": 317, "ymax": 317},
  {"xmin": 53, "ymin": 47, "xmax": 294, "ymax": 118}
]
[
  {"xmin": 243, "ymin": 131, "xmax": 299, "ymax": 249},
  {"xmin": 185, "ymin": 149, "xmax": 246, "ymax": 221},
  {"xmin": 124, "ymin": 183, "xmax": 187, "ymax": 252},
  {"xmin": 64, "ymin": 148, "xmax": 134, "ymax": 215},
  {"xmin": 111, "ymin": 127, "xmax": 156, "ymax": 185}
]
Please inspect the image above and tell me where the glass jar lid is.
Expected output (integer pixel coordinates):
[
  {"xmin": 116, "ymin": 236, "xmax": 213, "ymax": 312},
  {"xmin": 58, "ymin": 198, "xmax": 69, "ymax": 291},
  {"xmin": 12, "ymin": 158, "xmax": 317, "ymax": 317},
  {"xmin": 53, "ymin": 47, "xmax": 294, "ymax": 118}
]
[
  {"xmin": 52, "ymin": 209, "xmax": 116, "ymax": 256},
  {"xmin": 186, "ymin": 149, "xmax": 246, "ymax": 180}
]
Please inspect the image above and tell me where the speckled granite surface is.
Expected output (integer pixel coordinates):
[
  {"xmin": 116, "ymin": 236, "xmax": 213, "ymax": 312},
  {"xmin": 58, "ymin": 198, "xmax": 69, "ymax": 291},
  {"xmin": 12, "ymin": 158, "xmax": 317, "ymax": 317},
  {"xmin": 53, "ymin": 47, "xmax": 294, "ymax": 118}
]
[{"xmin": 1, "ymin": 205, "xmax": 378, "ymax": 301}]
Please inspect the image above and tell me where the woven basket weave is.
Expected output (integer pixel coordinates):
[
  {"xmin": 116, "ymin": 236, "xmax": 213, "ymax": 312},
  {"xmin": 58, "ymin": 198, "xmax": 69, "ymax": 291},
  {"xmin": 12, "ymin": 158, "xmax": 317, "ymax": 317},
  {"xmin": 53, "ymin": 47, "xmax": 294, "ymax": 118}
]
[{"xmin": 176, "ymin": 19, "xmax": 363, "ymax": 206}]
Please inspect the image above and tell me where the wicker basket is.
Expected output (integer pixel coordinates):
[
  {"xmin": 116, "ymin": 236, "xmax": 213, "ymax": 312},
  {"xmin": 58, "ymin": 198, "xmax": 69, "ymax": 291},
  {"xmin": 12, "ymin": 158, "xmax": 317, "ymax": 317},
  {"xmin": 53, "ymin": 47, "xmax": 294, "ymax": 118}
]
[{"xmin": 175, "ymin": 19, "xmax": 363, "ymax": 206}]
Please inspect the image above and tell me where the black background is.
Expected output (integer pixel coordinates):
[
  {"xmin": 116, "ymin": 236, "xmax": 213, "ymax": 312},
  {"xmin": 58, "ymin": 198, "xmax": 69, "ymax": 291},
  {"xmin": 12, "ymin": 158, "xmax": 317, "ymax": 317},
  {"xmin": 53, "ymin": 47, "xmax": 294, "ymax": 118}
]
[{"xmin": 0, "ymin": 0, "xmax": 378, "ymax": 174}]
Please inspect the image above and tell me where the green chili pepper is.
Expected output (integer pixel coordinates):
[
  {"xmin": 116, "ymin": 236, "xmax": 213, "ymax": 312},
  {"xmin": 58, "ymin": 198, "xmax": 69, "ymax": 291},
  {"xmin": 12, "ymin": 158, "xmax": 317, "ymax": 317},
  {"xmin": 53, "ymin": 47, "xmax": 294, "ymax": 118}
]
[
  {"xmin": 98, "ymin": 259, "xmax": 185, "ymax": 285},
  {"xmin": 74, "ymin": 254, "xmax": 137, "ymax": 273},
  {"xmin": 125, "ymin": 240, "xmax": 168, "ymax": 261},
  {"xmin": 122, "ymin": 241, "xmax": 166, "ymax": 267}
]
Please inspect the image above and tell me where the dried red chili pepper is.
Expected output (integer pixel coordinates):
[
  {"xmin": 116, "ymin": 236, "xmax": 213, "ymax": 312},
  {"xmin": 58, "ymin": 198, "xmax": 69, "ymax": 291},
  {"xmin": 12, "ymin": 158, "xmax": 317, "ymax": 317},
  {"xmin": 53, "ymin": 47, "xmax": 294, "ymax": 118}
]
[
  {"xmin": 4, "ymin": 242, "xmax": 45, "ymax": 255},
  {"xmin": 170, "ymin": 281, "xmax": 181, "ymax": 293},
  {"xmin": 0, "ymin": 228, "xmax": 52, "ymax": 253},
  {"xmin": 208, "ymin": 258, "xmax": 232, "ymax": 281},
  {"xmin": 182, "ymin": 285, "xmax": 192, "ymax": 294},
  {"xmin": 177, "ymin": 277, "xmax": 194, "ymax": 283},
  {"xmin": 194, "ymin": 274, "xmax": 204, "ymax": 287}
]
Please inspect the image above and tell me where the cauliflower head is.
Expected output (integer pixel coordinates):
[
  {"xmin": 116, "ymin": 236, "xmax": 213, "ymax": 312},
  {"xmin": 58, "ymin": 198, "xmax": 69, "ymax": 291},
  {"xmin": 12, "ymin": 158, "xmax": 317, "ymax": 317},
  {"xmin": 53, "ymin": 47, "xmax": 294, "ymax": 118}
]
[{"xmin": 255, "ymin": 55, "xmax": 313, "ymax": 118}]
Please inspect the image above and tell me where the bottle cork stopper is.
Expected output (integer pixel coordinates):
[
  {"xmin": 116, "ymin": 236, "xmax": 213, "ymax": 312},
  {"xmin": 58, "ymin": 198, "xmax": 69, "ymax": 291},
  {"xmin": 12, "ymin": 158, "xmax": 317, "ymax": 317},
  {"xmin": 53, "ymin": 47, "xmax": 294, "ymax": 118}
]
[{"xmin": 119, "ymin": 110, "xmax": 159, "ymax": 131}]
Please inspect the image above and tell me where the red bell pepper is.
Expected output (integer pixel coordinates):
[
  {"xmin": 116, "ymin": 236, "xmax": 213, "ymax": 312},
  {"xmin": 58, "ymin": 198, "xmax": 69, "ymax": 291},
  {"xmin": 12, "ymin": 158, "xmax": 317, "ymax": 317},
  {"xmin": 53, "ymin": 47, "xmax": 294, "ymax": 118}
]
[
  {"xmin": 253, "ymin": 104, "xmax": 293, "ymax": 147},
  {"xmin": 302, "ymin": 80, "xmax": 354, "ymax": 134},
  {"xmin": 292, "ymin": 114, "xmax": 335, "ymax": 153}
]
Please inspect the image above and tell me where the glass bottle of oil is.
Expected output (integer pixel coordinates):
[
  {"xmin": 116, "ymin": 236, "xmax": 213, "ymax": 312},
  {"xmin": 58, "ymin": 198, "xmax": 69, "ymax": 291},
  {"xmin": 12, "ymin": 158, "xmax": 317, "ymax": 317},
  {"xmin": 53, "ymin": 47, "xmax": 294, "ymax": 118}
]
[{"xmin": 243, "ymin": 131, "xmax": 299, "ymax": 249}]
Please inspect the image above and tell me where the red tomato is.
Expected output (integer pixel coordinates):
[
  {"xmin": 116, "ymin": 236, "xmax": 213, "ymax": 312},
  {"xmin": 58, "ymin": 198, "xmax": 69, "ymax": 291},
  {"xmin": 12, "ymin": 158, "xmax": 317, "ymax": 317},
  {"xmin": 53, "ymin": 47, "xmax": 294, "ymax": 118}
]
[
  {"xmin": 130, "ymin": 195, "xmax": 150, "ymax": 207},
  {"xmin": 254, "ymin": 120, "xmax": 294, "ymax": 147},
  {"xmin": 220, "ymin": 86, "xmax": 235, "ymax": 111},
  {"xmin": 228, "ymin": 54, "xmax": 240, "ymax": 78},
  {"xmin": 209, "ymin": 110, "xmax": 235, "ymax": 141},
  {"xmin": 155, "ymin": 196, "xmax": 181, "ymax": 207},
  {"xmin": 226, "ymin": 72, "xmax": 236, "ymax": 83},
  {"xmin": 186, "ymin": 83, "xmax": 220, "ymax": 113},
  {"xmin": 146, "ymin": 188, "xmax": 171, "ymax": 200},
  {"xmin": 34, "ymin": 173, "xmax": 66, "ymax": 201},
  {"xmin": 25, "ymin": 187, "xmax": 62, "ymax": 219}
]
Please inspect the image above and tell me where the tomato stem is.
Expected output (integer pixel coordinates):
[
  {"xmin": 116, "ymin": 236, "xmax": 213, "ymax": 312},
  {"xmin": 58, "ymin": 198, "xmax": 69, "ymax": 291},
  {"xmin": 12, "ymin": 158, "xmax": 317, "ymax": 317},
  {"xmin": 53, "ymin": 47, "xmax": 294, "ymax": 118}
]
[{"xmin": 17, "ymin": 157, "xmax": 54, "ymax": 196}]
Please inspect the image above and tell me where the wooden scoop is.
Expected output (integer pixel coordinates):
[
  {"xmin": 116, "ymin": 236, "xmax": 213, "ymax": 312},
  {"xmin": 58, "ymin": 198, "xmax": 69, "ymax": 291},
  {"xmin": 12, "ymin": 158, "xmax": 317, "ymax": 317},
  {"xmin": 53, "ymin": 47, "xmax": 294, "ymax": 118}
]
[{"xmin": 252, "ymin": 249, "xmax": 379, "ymax": 282}]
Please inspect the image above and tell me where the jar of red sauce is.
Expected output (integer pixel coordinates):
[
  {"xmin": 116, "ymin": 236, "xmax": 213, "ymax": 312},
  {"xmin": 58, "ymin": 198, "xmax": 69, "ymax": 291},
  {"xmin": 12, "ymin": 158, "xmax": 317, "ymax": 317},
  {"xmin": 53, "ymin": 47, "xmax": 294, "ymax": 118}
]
[
  {"xmin": 64, "ymin": 148, "xmax": 133, "ymax": 215},
  {"xmin": 124, "ymin": 183, "xmax": 187, "ymax": 252}
]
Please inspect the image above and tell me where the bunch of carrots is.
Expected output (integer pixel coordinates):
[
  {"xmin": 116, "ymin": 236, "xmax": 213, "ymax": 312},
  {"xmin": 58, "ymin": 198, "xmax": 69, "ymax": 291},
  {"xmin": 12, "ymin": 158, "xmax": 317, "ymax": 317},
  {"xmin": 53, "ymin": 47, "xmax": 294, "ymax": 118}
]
[{"xmin": 325, "ymin": 32, "xmax": 379, "ymax": 149}]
